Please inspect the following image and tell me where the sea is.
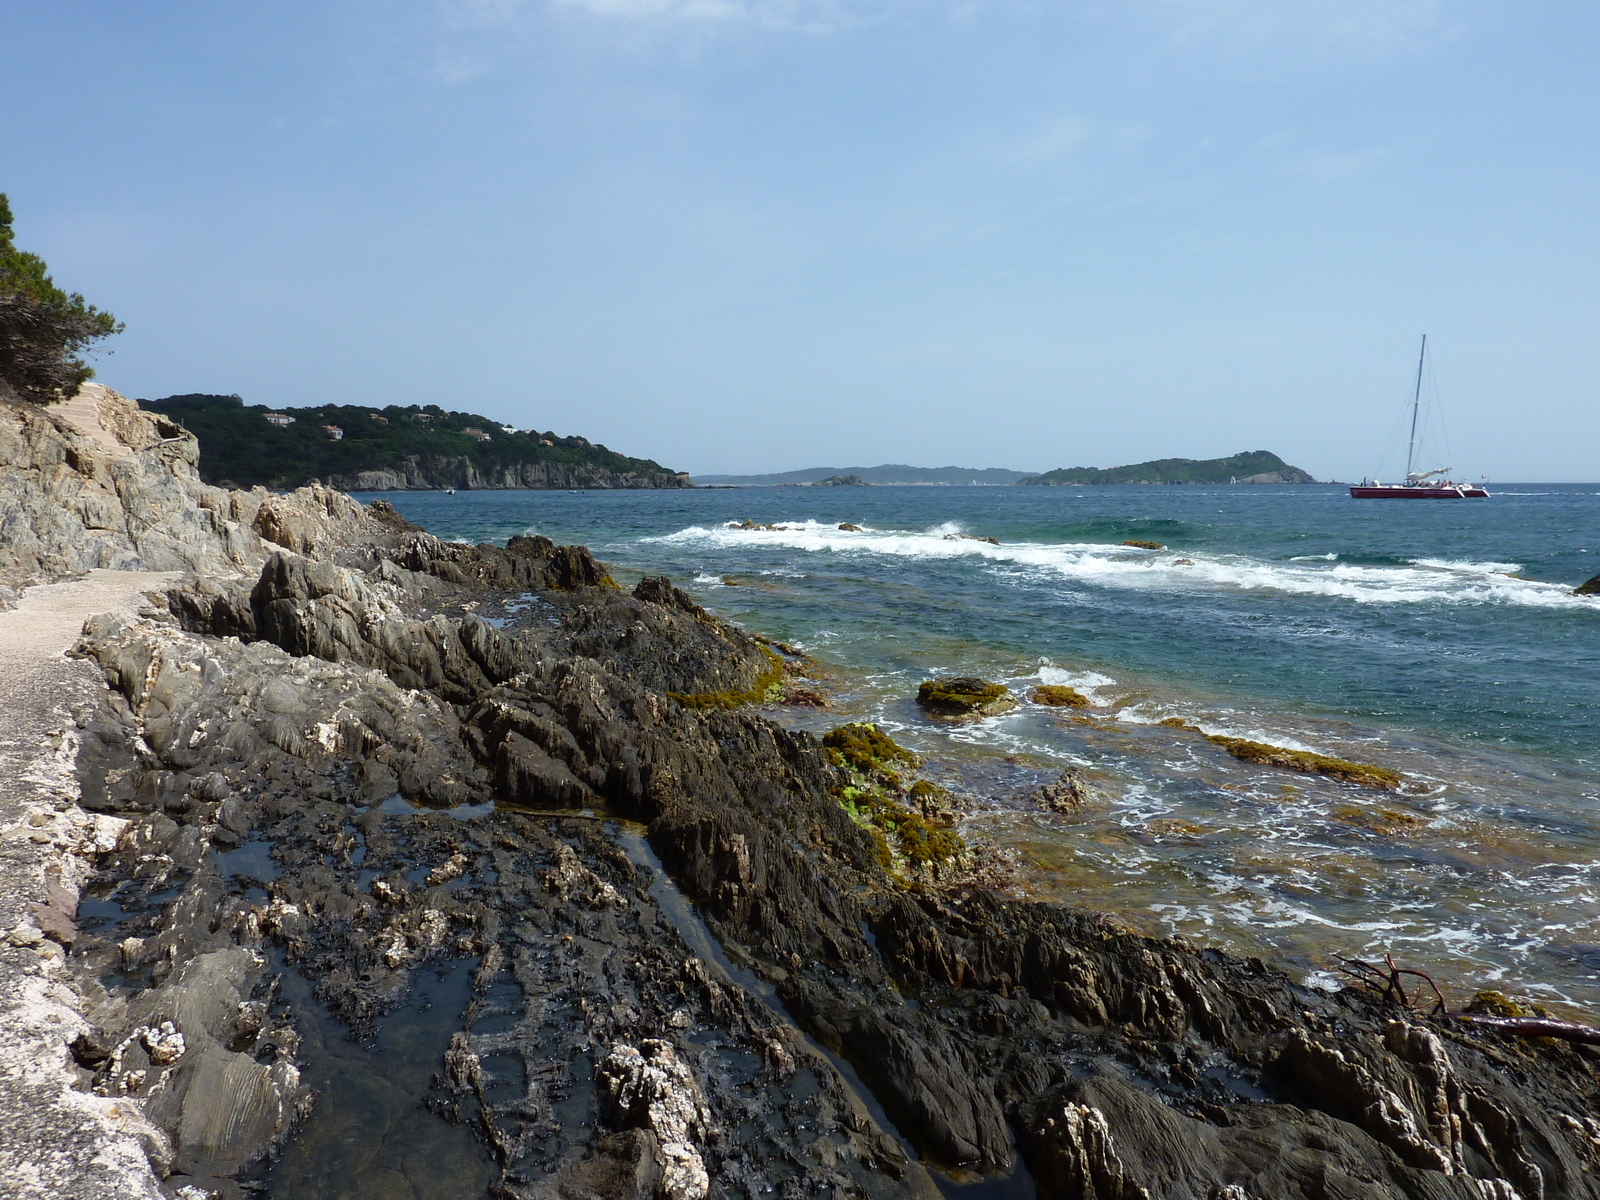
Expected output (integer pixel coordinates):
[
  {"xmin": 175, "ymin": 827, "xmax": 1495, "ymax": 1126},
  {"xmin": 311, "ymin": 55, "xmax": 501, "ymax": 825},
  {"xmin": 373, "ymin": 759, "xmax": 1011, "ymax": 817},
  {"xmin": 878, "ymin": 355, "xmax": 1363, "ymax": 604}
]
[{"xmin": 359, "ymin": 483, "xmax": 1600, "ymax": 1017}]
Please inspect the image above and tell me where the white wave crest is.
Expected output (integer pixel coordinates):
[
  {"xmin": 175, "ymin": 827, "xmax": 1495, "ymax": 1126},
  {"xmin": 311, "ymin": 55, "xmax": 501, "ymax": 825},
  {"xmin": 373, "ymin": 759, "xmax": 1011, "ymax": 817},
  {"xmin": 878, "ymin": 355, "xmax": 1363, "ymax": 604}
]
[
  {"xmin": 647, "ymin": 520, "xmax": 1598, "ymax": 610},
  {"xmin": 1036, "ymin": 666, "xmax": 1118, "ymax": 704}
]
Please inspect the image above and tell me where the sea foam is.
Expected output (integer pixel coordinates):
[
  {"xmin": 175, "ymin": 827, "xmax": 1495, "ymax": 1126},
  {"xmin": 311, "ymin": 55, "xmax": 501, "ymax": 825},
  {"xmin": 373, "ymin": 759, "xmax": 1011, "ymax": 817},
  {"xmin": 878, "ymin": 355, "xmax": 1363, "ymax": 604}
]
[{"xmin": 649, "ymin": 520, "xmax": 1597, "ymax": 610}]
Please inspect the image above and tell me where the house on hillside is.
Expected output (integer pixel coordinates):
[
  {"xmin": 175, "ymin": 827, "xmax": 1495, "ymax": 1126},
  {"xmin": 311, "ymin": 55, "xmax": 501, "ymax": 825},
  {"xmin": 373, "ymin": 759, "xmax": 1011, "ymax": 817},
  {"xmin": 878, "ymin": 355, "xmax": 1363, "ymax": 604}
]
[
  {"xmin": 322, "ymin": 425, "xmax": 344, "ymax": 440},
  {"xmin": 265, "ymin": 412, "xmax": 294, "ymax": 427},
  {"xmin": 369, "ymin": 412, "xmax": 388, "ymax": 424},
  {"xmin": 463, "ymin": 428, "xmax": 492, "ymax": 442},
  {"xmin": 414, "ymin": 412, "xmax": 433, "ymax": 423}
]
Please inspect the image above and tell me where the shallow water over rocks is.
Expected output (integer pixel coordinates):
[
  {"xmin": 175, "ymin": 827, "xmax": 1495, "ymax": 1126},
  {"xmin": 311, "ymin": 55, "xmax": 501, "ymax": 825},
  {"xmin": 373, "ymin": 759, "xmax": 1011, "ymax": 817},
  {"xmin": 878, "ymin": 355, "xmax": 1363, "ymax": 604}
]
[
  {"xmin": 260, "ymin": 955, "xmax": 494, "ymax": 1199},
  {"xmin": 371, "ymin": 485, "xmax": 1600, "ymax": 1017}
]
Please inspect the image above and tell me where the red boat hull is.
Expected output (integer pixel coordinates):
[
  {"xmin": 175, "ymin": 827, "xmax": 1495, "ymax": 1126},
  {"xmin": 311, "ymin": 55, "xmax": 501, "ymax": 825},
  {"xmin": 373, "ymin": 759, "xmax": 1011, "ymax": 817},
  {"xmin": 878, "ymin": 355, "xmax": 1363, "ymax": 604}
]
[{"xmin": 1349, "ymin": 486, "xmax": 1489, "ymax": 499}]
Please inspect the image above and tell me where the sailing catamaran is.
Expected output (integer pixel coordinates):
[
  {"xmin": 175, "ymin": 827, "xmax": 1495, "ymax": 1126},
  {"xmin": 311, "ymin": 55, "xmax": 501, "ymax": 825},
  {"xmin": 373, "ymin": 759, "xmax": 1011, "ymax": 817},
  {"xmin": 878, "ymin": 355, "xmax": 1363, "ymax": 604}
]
[{"xmin": 1350, "ymin": 336, "xmax": 1489, "ymax": 499}]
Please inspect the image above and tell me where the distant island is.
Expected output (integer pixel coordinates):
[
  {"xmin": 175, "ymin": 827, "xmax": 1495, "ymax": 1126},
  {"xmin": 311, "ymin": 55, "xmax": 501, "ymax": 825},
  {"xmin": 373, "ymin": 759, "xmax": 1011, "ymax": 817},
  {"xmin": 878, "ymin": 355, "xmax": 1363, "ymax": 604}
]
[
  {"xmin": 1020, "ymin": 450, "xmax": 1316, "ymax": 486},
  {"xmin": 815, "ymin": 474, "xmax": 867, "ymax": 486},
  {"xmin": 139, "ymin": 394, "xmax": 691, "ymax": 491},
  {"xmin": 696, "ymin": 464, "xmax": 1034, "ymax": 486}
]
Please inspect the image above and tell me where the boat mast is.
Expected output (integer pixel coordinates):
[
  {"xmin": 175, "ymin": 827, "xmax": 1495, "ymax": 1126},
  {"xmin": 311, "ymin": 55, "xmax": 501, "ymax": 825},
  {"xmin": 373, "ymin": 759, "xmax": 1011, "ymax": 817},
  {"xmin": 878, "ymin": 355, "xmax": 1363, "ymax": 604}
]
[{"xmin": 1406, "ymin": 334, "xmax": 1426, "ymax": 480}]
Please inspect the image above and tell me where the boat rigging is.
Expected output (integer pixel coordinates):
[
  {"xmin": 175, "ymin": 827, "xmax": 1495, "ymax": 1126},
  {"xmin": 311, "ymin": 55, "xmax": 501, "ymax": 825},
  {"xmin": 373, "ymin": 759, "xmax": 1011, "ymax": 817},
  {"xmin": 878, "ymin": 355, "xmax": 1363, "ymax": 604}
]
[{"xmin": 1350, "ymin": 335, "xmax": 1488, "ymax": 499}]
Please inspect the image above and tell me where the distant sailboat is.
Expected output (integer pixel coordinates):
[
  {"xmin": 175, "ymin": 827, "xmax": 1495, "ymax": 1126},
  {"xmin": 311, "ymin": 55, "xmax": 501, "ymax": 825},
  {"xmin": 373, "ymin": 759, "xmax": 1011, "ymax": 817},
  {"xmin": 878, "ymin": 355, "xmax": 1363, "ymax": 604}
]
[{"xmin": 1350, "ymin": 336, "xmax": 1488, "ymax": 499}]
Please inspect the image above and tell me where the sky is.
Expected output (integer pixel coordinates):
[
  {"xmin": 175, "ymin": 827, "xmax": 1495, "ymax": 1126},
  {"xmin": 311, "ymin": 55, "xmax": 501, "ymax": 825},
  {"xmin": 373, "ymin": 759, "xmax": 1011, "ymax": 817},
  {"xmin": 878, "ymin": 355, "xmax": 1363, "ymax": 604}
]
[{"xmin": 3, "ymin": 1, "xmax": 1598, "ymax": 480}]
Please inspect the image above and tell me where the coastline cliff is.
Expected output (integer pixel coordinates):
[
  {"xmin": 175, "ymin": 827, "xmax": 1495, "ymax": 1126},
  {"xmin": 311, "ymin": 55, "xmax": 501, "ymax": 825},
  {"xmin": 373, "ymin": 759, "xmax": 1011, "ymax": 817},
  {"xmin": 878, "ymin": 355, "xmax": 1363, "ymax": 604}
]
[
  {"xmin": 3, "ymin": 385, "xmax": 1597, "ymax": 1200},
  {"xmin": 140, "ymin": 393, "xmax": 693, "ymax": 491}
]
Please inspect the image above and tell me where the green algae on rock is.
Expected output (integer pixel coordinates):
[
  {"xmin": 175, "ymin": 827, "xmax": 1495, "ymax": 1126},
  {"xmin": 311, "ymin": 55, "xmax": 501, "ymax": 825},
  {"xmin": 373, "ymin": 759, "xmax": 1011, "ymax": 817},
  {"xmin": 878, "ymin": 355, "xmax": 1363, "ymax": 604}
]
[
  {"xmin": 823, "ymin": 722, "xmax": 919, "ymax": 777},
  {"xmin": 668, "ymin": 645, "xmax": 785, "ymax": 710},
  {"xmin": 1206, "ymin": 734, "xmax": 1402, "ymax": 789},
  {"xmin": 1031, "ymin": 684, "xmax": 1090, "ymax": 708},
  {"xmin": 823, "ymin": 723, "xmax": 964, "ymax": 878},
  {"xmin": 1331, "ymin": 804, "xmax": 1424, "ymax": 835},
  {"xmin": 916, "ymin": 677, "xmax": 1016, "ymax": 718},
  {"xmin": 1122, "ymin": 539, "xmax": 1165, "ymax": 550},
  {"xmin": 907, "ymin": 779, "xmax": 957, "ymax": 822}
]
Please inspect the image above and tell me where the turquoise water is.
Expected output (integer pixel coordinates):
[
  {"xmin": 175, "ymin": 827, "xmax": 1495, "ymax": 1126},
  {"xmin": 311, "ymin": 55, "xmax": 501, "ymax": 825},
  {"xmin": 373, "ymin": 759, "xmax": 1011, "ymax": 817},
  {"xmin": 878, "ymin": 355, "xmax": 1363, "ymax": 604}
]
[{"xmin": 363, "ymin": 484, "xmax": 1600, "ymax": 1013}]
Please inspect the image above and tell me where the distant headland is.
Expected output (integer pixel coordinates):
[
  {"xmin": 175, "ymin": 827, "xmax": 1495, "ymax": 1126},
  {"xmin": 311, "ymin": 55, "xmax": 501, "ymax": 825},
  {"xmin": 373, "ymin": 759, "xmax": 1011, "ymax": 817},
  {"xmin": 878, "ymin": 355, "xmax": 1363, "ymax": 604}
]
[
  {"xmin": 138, "ymin": 393, "xmax": 691, "ymax": 491},
  {"xmin": 697, "ymin": 464, "xmax": 1036, "ymax": 486},
  {"xmin": 1020, "ymin": 450, "xmax": 1316, "ymax": 486},
  {"xmin": 699, "ymin": 452, "xmax": 1316, "ymax": 488}
]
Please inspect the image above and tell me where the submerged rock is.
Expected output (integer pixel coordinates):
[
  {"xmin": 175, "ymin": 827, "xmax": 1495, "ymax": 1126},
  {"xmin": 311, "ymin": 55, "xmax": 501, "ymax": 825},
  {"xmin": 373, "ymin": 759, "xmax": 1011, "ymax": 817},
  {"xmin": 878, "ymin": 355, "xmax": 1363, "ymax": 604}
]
[
  {"xmin": 1207, "ymin": 734, "xmax": 1402, "ymax": 789},
  {"xmin": 916, "ymin": 676, "xmax": 1017, "ymax": 718},
  {"xmin": 1031, "ymin": 684, "xmax": 1090, "ymax": 708},
  {"xmin": 1029, "ymin": 769, "xmax": 1096, "ymax": 812}
]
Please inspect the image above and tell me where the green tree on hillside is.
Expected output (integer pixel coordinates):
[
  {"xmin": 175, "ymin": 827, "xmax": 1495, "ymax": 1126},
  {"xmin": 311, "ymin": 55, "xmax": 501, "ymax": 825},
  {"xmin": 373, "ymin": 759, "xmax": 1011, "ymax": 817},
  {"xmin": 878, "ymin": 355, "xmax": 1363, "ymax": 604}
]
[{"xmin": 0, "ymin": 193, "xmax": 123, "ymax": 405}]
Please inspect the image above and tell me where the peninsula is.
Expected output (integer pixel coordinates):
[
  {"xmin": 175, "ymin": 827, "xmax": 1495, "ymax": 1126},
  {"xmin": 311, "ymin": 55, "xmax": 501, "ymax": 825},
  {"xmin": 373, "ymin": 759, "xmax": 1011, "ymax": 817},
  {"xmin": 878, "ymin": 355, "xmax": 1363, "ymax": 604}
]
[{"xmin": 139, "ymin": 393, "xmax": 691, "ymax": 492}]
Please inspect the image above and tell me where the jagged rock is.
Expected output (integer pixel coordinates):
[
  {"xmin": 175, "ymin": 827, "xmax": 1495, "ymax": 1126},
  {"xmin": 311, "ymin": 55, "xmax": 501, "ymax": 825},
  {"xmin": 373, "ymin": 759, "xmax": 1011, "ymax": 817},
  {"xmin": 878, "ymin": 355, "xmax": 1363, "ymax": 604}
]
[
  {"xmin": 0, "ymin": 384, "xmax": 399, "ymax": 591},
  {"xmin": 633, "ymin": 576, "xmax": 704, "ymax": 615},
  {"xmin": 1029, "ymin": 768, "xmax": 1096, "ymax": 812},
  {"xmin": 319, "ymin": 458, "xmax": 692, "ymax": 492},
  {"xmin": 1576, "ymin": 572, "xmax": 1600, "ymax": 596}
]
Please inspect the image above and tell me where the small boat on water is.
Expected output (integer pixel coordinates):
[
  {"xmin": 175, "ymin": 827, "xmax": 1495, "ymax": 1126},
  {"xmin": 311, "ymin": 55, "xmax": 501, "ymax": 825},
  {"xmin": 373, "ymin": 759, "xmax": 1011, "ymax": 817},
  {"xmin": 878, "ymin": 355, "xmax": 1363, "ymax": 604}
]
[{"xmin": 1351, "ymin": 336, "xmax": 1488, "ymax": 499}]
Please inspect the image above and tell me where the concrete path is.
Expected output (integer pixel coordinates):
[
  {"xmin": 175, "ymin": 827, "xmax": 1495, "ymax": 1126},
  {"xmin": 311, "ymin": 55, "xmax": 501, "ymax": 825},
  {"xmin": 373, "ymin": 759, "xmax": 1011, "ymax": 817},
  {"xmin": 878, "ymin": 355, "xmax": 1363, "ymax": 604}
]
[{"xmin": 0, "ymin": 570, "xmax": 181, "ymax": 1200}]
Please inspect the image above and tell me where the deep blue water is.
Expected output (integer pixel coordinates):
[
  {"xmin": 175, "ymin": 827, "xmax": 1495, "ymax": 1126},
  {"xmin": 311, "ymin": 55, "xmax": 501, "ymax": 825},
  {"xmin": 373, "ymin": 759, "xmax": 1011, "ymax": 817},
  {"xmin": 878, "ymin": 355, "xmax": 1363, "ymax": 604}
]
[
  {"xmin": 361, "ymin": 483, "xmax": 1600, "ymax": 1011},
  {"xmin": 368, "ymin": 482, "xmax": 1600, "ymax": 763}
]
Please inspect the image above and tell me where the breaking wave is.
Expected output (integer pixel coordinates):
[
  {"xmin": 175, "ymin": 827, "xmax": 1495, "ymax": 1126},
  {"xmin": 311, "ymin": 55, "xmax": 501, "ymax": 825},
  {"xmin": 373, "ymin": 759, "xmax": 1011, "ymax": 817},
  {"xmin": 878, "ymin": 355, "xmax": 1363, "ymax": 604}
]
[{"xmin": 648, "ymin": 520, "xmax": 1595, "ymax": 610}]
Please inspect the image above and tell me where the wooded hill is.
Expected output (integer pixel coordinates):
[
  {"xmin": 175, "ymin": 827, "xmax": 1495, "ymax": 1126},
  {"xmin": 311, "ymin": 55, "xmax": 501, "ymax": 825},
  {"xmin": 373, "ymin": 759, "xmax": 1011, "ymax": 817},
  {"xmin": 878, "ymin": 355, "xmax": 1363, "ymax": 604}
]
[
  {"xmin": 1020, "ymin": 450, "xmax": 1316, "ymax": 486},
  {"xmin": 139, "ymin": 394, "xmax": 691, "ymax": 491},
  {"xmin": 697, "ymin": 463, "xmax": 1034, "ymax": 486}
]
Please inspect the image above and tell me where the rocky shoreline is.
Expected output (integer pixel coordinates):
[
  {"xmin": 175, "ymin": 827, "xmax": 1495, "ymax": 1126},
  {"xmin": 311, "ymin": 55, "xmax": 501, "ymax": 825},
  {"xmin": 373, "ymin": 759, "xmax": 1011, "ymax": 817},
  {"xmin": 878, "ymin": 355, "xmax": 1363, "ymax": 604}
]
[
  {"xmin": 319, "ymin": 460, "xmax": 693, "ymax": 493},
  {"xmin": 6, "ymin": 388, "xmax": 1600, "ymax": 1199}
]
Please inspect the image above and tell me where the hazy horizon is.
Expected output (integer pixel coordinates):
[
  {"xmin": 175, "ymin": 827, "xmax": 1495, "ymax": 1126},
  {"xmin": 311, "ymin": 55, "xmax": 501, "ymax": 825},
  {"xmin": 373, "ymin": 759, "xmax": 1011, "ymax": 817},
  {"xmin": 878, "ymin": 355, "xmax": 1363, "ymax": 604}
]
[{"xmin": 7, "ymin": 2, "xmax": 1598, "ymax": 482}]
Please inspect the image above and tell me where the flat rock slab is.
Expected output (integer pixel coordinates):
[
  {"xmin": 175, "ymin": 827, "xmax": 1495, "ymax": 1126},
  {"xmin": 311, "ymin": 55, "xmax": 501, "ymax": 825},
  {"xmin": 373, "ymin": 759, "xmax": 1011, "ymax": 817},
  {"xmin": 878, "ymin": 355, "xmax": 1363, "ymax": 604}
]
[
  {"xmin": 51, "ymin": 384, "xmax": 137, "ymax": 461},
  {"xmin": 0, "ymin": 569, "xmax": 181, "ymax": 1200}
]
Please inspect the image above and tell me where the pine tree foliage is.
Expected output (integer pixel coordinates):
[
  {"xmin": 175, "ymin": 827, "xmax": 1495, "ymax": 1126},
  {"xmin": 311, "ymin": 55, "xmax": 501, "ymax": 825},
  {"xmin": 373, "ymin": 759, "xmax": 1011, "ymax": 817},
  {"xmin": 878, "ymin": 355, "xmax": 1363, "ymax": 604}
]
[{"xmin": 0, "ymin": 194, "xmax": 123, "ymax": 405}]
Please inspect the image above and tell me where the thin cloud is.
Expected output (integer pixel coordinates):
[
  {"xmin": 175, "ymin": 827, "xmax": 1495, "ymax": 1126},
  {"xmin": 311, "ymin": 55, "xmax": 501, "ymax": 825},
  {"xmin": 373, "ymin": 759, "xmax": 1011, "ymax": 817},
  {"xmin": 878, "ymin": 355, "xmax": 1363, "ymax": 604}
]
[
  {"xmin": 441, "ymin": 0, "xmax": 992, "ymax": 33},
  {"xmin": 1136, "ymin": 0, "xmax": 1460, "ymax": 60}
]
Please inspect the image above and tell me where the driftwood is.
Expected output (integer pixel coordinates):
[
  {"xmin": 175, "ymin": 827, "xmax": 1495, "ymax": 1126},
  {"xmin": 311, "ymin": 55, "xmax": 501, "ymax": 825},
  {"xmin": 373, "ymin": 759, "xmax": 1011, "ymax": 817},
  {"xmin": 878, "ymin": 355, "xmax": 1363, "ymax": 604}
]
[
  {"xmin": 1337, "ymin": 954, "xmax": 1448, "ymax": 1014},
  {"xmin": 1447, "ymin": 1014, "xmax": 1600, "ymax": 1045},
  {"xmin": 1337, "ymin": 954, "xmax": 1600, "ymax": 1045}
]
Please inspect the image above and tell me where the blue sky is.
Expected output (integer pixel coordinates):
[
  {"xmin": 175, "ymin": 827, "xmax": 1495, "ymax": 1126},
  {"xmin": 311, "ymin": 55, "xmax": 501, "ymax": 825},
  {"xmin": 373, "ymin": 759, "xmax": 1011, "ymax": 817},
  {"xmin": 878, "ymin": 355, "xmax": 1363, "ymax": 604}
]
[{"xmin": 4, "ymin": 1, "xmax": 1597, "ymax": 479}]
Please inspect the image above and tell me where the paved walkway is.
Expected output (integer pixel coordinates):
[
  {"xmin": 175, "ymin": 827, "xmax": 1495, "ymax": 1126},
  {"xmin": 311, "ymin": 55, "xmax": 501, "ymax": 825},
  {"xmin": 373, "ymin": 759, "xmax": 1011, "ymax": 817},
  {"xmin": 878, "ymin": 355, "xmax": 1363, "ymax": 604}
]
[{"xmin": 0, "ymin": 570, "xmax": 180, "ymax": 1200}]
